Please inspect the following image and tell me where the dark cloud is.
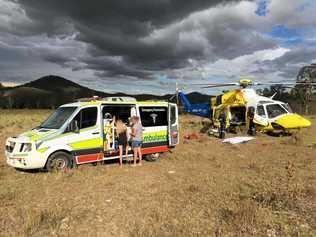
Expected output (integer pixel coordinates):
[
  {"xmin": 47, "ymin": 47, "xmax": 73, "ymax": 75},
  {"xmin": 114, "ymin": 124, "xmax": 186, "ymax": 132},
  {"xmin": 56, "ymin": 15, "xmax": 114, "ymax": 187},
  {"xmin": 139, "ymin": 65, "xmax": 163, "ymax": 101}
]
[
  {"xmin": 208, "ymin": 30, "xmax": 276, "ymax": 59},
  {"xmin": 82, "ymin": 56, "xmax": 152, "ymax": 79},
  {"xmin": 8, "ymin": 0, "xmax": 260, "ymax": 79},
  {"xmin": 253, "ymin": 47, "xmax": 316, "ymax": 78},
  {"xmin": 270, "ymin": 47, "xmax": 316, "ymax": 66},
  {"xmin": 17, "ymin": 0, "xmax": 239, "ymax": 33},
  {"xmin": 2, "ymin": 0, "xmax": 315, "ymax": 93}
]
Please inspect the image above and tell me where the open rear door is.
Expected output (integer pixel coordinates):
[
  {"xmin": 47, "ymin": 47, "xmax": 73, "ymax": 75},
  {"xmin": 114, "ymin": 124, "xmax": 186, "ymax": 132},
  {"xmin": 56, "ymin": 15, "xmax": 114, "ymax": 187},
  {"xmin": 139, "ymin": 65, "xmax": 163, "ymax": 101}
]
[{"xmin": 168, "ymin": 103, "xmax": 179, "ymax": 146}]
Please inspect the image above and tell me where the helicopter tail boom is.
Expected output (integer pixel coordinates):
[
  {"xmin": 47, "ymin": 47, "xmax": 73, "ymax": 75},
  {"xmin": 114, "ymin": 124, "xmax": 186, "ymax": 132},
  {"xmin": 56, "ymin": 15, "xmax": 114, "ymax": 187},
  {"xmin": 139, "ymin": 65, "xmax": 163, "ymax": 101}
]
[{"xmin": 178, "ymin": 92, "xmax": 211, "ymax": 118}]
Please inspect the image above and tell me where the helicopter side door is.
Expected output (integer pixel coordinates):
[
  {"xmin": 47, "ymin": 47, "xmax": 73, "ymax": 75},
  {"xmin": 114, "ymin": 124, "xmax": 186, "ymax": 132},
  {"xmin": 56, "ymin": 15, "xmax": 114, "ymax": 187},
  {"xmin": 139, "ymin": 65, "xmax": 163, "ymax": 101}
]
[{"xmin": 254, "ymin": 104, "xmax": 269, "ymax": 126}]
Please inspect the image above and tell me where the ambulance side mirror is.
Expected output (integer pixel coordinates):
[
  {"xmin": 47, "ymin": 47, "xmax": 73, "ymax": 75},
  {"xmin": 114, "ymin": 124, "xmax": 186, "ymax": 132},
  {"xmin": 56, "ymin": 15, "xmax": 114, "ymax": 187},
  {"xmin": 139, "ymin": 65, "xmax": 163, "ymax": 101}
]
[{"xmin": 69, "ymin": 120, "xmax": 80, "ymax": 133}]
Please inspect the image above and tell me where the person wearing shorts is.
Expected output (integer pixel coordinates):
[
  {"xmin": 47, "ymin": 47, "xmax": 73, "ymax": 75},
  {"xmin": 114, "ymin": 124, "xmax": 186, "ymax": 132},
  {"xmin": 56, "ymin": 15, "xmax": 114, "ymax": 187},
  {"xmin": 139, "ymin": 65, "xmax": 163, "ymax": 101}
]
[
  {"xmin": 131, "ymin": 116, "xmax": 143, "ymax": 166},
  {"xmin": 116, "ymin": 119, "xmax": 129, "ymax": 166}
]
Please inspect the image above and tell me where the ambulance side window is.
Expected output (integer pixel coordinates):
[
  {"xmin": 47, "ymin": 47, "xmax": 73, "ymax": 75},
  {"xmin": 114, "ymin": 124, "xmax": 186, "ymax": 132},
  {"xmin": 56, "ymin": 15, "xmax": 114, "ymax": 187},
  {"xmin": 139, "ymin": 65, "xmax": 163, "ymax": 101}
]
[
  {"xmin": 102, "ymin": 106, "xmax": 132, "ymax": 124},
  {"xmin": 139, "ymin": 107, "xmax": 168, "ymax": 127},
  {"xmin": 74, "ymin": 107, "xmax": 98, "ymax": 129}
]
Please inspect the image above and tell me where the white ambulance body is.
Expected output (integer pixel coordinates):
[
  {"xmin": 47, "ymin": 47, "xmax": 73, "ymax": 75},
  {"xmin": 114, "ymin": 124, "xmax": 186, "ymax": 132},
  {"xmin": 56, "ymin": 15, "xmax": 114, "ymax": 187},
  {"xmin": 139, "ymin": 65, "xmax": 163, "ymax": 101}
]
[{"xmin": 5, "ymin": 97, "xmax": 179, "ymax": 171}]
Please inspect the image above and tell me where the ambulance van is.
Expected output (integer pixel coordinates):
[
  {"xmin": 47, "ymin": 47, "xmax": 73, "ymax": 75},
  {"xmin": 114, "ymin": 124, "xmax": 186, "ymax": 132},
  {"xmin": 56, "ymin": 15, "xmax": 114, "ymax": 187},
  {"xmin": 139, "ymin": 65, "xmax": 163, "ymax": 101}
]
[{"xmin": 5, "ymin": 97, "xmax": 179, "ymax": 171}]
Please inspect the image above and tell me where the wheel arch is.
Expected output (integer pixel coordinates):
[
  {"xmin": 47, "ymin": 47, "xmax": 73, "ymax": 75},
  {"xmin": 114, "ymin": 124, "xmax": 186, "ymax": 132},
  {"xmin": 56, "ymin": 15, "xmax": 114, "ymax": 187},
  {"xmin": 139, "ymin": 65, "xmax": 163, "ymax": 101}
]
[{"xmin": 44, "ymin": 149, "xmax": 75, "ymax": 169}]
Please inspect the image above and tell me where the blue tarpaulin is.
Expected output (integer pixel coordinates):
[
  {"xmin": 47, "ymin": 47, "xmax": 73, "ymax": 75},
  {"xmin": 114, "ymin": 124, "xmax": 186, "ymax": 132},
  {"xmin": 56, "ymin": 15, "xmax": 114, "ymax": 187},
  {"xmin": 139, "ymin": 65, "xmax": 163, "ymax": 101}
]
[{"xmin": 178, "ymin": 92, "xmax": 211, "ymax": 118}]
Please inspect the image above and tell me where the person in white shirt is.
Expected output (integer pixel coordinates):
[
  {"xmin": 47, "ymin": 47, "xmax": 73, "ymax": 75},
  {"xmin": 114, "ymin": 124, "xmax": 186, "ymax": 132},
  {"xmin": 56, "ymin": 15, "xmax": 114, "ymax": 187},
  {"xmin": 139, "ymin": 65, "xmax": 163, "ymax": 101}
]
[{"xmin": 130, "ymin": 116, "xmax": 143, "ymax": 166}]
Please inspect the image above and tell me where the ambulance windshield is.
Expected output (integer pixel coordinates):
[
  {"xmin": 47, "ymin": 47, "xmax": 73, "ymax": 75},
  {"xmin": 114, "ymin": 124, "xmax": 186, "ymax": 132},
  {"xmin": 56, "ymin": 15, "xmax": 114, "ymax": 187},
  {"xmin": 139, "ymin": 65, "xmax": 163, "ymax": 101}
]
[{"xmin": 40, "ymin": 107, "xmax": 77, "ymax": 129}]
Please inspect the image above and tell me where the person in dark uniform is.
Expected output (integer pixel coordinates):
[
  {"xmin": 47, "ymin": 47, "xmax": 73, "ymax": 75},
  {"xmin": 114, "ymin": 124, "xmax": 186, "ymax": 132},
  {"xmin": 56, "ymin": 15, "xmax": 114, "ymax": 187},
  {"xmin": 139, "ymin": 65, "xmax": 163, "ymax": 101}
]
[
  {"xmin": 116, "ymin": 119, "xmax": 129, "ymax": 166},
  {"xmin": 247, "ymin": 106, "xmax": 256, "ymax": 136},
  {"xmin": 218, "ymin": 110, "xmax": 227, "ymax": 139}
]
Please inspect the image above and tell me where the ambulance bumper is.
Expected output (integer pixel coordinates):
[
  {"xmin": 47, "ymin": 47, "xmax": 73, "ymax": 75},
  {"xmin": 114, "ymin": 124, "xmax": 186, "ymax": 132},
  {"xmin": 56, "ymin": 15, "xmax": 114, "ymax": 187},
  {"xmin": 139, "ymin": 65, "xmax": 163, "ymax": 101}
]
[{"xmin": 5, "ymin": 138, "xmax": 46, "ymax": 170}]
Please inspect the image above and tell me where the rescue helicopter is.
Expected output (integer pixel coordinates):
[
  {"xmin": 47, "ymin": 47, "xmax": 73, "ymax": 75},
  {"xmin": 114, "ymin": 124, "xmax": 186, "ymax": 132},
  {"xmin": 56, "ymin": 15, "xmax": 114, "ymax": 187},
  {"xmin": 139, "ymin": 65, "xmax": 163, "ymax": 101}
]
[{"xmin": 176, "ymin": 79, "xmax": 315, "ymax": 134}]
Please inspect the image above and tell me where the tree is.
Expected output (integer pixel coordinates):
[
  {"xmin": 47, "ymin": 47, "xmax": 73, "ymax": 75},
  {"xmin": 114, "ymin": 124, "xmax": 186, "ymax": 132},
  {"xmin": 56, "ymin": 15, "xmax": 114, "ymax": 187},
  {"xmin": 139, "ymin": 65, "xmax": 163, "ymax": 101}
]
[
  {"xmin": 260, "ymin": 85, "xmax": 290, "ymax": 100},
  {"xmin": 7, "ymin": 96, "xmax": 14, "ymax": 109},
  {"xmin": 295, "ymin": 64, "xmax": 316, "ymax": 114}
]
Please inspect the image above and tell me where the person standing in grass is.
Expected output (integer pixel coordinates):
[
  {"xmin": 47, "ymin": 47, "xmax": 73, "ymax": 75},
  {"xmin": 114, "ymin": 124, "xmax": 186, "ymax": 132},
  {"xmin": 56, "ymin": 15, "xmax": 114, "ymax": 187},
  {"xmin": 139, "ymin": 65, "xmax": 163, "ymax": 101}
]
[
  {"xmin": 247, "ymin": 106, "xmax": 256, "ymax": 136},
  {"xmin": 218, "ymin": 109, "xmax": 227, "ymax": 139},
  {"xmin": 131, "ymin": 116, "xmax": 143, "ymax": 166},
  {"xmin": 116, "ymin": 119, "xmax": 129, "ymax": 166}
]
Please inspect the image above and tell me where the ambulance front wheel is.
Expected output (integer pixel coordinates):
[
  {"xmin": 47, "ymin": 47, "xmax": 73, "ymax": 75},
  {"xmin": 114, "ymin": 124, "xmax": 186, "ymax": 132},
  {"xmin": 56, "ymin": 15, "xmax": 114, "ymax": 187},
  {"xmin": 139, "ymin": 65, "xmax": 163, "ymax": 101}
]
[
  {"xmin": 45, "ymin": 151, "xmax": 72, "ymax": 172},
  {"xmin": 145, "ymin": 153, "xmax": 160, "ymax": 162}
]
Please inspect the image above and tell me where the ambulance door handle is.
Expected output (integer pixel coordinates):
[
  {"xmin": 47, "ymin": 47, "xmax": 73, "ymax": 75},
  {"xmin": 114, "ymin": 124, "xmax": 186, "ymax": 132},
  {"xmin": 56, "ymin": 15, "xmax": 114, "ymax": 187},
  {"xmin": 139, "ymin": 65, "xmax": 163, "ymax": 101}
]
[{"xmin": 92, "ymin": 132, "xmax": 100, "ymax": 135}]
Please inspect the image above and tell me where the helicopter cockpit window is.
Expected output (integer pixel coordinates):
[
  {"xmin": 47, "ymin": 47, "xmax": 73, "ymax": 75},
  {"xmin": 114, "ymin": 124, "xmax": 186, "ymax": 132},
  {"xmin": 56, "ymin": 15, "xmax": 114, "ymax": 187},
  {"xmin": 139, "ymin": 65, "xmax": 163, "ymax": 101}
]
[
  {"xmin": 256, "ymin": 105, "xmax": 266, "ymax": 117},
  {"xmin": 281, "ymin": 103, "xmax": 293, "ymax": 113},
  {"xmin": 266, "ymin": 104, "xmax": 287, "ymax": 119}
]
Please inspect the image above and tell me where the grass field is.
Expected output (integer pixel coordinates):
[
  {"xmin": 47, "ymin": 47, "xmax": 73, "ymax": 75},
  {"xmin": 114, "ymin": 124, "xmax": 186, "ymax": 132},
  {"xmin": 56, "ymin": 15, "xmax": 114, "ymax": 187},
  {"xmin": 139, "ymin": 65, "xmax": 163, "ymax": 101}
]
[{"xmin": 0, "ymin": 110, "xmax": 315, "ymax": 237}]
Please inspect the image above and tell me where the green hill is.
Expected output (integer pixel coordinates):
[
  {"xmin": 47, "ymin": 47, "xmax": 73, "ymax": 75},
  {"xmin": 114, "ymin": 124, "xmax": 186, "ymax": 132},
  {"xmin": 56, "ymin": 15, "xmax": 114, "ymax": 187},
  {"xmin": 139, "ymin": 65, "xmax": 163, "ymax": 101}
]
[{"xmin": 0, "ymin": 75, "xmax": 210, "ymax": 109}]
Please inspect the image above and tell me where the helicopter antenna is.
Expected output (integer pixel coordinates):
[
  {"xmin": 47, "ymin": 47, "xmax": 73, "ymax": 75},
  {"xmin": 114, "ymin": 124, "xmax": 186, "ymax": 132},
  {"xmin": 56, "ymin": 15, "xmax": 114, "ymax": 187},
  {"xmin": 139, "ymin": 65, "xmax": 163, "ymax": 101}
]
[
  {"xmin": 175, "ymin": 82, "xmax": 179, "ymax": 104},
  {"xmin": 168, "ymin": 81, "xmax": 179, "ymax": 103},
  {"xmin": 270, "ymin": 92, "xmax": 277, "ymax": 99}
]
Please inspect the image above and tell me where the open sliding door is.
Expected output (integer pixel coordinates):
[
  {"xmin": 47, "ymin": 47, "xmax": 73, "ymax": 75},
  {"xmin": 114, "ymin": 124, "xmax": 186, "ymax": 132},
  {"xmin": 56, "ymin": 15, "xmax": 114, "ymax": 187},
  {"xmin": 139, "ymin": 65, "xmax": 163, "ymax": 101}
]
[{"xmin": 168, "ymin": 103, "xmax": 179, "ymax": 146}]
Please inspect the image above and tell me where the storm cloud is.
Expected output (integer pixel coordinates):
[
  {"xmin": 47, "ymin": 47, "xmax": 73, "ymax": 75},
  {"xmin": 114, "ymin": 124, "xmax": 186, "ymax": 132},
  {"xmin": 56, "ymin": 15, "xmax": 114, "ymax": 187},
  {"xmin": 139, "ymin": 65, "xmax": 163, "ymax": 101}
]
[
  {"xmin": 253, "ymin": 47, "xmax": 316, "ymax": 78},
  {"xmin": 0, "ymin": 0, "xmax": 316, "ymax": 94},
  {"xmin": 14, "ymin": 0, "xmax": 252, "ymax": 71}
]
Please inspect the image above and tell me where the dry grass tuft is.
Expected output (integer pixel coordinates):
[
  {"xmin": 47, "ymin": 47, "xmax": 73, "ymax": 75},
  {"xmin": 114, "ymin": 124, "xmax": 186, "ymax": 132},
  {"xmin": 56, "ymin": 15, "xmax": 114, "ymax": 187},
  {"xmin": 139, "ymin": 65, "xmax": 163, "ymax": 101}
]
[
  {"xmin": 0, "ymin": 111, "xmax": 315, "ymax": 236},
  {"xmin": 286, "ymin": 130, "xmax": 304, "ymax": 145},
  {"xmin": 23, "ymin": 208, "xmax": 69, "ymax": 236}
]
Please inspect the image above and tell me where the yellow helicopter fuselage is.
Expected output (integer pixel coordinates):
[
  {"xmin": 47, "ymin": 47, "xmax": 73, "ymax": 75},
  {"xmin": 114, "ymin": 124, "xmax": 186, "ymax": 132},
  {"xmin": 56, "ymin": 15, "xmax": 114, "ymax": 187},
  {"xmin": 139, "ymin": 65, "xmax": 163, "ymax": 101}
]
[{"xmin": 211, "ymin": 88, "xmax": 311, "ymax": 132}]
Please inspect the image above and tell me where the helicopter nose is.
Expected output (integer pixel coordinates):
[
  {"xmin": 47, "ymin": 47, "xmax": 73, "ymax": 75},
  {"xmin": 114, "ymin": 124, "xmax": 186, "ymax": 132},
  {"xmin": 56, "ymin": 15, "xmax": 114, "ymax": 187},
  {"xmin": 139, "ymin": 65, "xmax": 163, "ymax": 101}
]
[{"xmin": 275, "ymin": 114, "xmax": 311, "ymax": 129}]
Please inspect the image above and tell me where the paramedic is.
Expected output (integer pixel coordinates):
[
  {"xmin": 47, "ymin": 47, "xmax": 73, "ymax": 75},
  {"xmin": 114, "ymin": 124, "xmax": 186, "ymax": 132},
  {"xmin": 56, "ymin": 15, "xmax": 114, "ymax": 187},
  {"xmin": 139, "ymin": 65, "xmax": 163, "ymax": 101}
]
[
  {"xmin": 218, "ymin": 110, "xmax": 226, "ymax": 139},
  {"xmin": 247, "ymin": 107, "xmax": 256, "ymax": 136},
  {"xmin": 116, "ymin": 119, "xmax": 129, "ymax": 166},
  {"xmin": 131, "ymin": 116, "xmax": 143, "ymax": 166}
]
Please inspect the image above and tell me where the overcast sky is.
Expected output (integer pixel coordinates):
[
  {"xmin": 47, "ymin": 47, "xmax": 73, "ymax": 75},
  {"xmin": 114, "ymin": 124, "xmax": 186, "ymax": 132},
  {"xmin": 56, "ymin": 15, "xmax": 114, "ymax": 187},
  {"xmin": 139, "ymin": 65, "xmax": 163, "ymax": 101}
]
[{"xmin": 0, "ymin": 0, "xmax": 315, "ymax": 94}]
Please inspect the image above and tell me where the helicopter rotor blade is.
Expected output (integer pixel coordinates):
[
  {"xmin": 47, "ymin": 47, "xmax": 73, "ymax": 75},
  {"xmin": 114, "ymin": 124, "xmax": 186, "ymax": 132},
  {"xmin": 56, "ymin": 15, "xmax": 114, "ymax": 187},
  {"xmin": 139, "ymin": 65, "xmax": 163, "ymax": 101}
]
[
  {"xmin": 200, "ymin": 83, "xmax": 240, "ymax": 88},
  {"xmin": 189, "ymin": 83, "xmax": 239, "ymax": 88},
  {"xmin": 178, "ymin": 80, "xmax": 316, "ymax": 90},
  {"xmin": 192, "ymin": 83, "xmax": 238, "ymax": 86},
  {"xmin": 255, "ymin": 82, "xmax": 316, "ymax": 86}
]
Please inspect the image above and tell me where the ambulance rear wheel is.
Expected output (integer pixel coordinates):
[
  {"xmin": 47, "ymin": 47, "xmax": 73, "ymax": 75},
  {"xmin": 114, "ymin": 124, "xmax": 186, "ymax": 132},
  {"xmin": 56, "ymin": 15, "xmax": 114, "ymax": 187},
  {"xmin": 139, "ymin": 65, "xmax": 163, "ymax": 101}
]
[
  {"xmin": 46, "ymin": 152, "xmax": 72, "ymax": 172},
  {"xmin": 145, "ymin": 153, "xmax": 160, "ymax": 162}
]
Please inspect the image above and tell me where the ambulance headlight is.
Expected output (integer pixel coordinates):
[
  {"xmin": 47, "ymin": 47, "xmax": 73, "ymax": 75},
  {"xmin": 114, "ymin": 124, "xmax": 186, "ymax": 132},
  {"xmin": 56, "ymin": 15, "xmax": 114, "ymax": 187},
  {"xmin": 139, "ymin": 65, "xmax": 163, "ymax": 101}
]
[{"xmin": 21, "ymin": 143, "xmax": 32, "ymax": 152}]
